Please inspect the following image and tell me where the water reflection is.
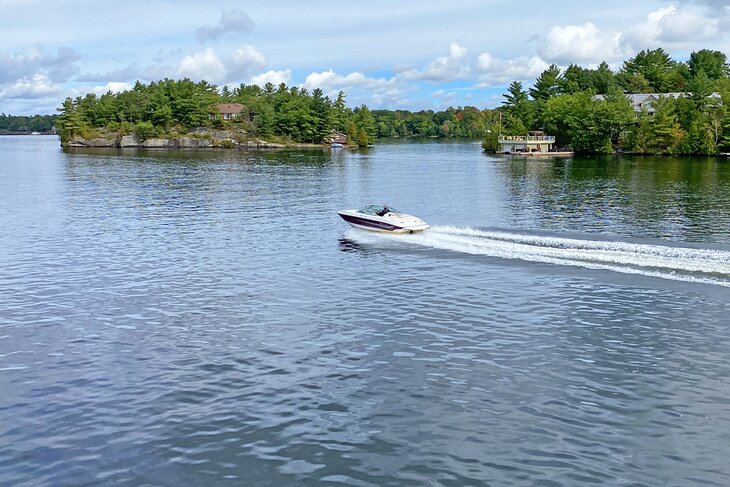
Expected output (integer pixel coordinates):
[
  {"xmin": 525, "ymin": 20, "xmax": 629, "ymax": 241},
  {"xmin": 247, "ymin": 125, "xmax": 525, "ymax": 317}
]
[
  {"xmin": 495, "ymin": 155, "xmax": 730, "ymax": 242},
  {"xmin": 4, "ymin": 137, "xmax": 730, "ymax": 487}
]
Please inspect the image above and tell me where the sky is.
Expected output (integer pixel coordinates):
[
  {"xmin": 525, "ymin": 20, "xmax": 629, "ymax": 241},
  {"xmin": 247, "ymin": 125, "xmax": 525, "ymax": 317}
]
[{"xmin": 1, "ymin": 0, "xmax": 729, "ymax": 115}]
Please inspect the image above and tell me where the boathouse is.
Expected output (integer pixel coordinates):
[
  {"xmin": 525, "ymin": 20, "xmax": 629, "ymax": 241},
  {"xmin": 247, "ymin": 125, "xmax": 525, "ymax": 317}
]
[
  {"xmin": 498, "ymin": 131, "xmax": 555, "ymax": 154},
  {"xmin": 324, "ymin": 129, "xmax": 347, "ymax": 145}
]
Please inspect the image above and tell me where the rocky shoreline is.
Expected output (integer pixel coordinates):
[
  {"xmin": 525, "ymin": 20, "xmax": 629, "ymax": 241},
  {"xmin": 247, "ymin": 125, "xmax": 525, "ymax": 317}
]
[{"xmin": 63, "ymin": 129, "xmax": 326, "ymax": 149}]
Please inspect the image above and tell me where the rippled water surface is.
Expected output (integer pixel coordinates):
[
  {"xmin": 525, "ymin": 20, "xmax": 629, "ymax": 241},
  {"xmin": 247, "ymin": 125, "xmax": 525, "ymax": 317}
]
[{"xmin": 2, "ymin": 136, "xmax": 730, "ymax": 486}]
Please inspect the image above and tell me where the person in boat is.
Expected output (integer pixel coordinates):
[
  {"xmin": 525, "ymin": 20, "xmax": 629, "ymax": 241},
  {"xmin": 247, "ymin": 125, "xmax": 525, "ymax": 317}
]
[{"xmin": 376, "ymin": 204, "xmax": 390, "ymax": 216}]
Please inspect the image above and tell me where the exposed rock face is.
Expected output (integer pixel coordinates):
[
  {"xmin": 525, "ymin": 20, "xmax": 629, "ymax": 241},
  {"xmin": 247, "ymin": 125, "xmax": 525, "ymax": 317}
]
[
  {"xmin": 242, "ymin": 139, "xmax": 285, "ymax": 148},
  {"xmin": 178, "ymin": 137, "xmax": 211, "ymax": 149},
  {"xmin": 120, "ymin": 135, "xmax": 140, "ymax": 148},
  {"xmin": 63, "ymin": 127, "xmax": 308, "ymax": 149},
  {"xmin": 142, "ymin": 138, "xmax": 172, "ymax": 148},
  {"xmin": 67, "ymin": 137, "xmax": 116, "ymax": 147}
]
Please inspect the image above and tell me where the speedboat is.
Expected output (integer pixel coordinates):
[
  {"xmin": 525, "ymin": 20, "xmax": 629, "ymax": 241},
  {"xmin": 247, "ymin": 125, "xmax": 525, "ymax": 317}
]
[{"xmin": 338, "ymin": 204, "xmax": 429, "ymax": 234}]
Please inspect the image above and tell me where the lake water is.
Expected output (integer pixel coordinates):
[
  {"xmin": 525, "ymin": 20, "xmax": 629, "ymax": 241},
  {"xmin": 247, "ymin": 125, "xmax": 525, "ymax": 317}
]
[{"xmin": 2, "ymin": 135, "xmax": 730, "ymax": 486}]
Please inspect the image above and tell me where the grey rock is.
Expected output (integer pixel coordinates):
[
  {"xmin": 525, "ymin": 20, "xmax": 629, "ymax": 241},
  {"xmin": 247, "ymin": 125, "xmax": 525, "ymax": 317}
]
[{"xmin": 120, "ymin": 135, "xmax": 141, "ymax": 147}]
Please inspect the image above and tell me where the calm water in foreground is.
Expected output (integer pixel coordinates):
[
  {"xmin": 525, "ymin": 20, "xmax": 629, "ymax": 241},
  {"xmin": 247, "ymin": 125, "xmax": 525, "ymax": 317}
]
[{"xmin": 1, "ymin": 136, "xmax": 730, "ymax": 486}]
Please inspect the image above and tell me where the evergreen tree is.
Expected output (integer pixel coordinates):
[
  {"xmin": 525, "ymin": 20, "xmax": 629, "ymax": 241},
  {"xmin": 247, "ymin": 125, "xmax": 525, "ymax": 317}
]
[
  {"xmin": 502, "ymin": 81, "xmax": 534, "ymax": 132},
  {"xmin": 530, "ymin": 64, "xmax": 563, "ymax": 100},
  {"xmin": 55, "ymin": 98, "xmax": 89, "ymax": 142},
  {"xmin": 619, "ymin": 48, "xmax": 678, "ymax": 92},
  {"xmin": 688, "ymin": 49, "xmax": 730, "ymax": 80},
  {"xmin": 332, "ymin": 91, "xmax": 348, "ymax": 131},
  {"xmin": 592, "ymin": 62, "xmax": 617, "ymax": 95},
  {"xmin": 350, "ymin": 104, "xmax": 376, "ymax": 146},
  {"xmin": 561, "ymin": 64, "xmax": 592, "ymax": 94}
]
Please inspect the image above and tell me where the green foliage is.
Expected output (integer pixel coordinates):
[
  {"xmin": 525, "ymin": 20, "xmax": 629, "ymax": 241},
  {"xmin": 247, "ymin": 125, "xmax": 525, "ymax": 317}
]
[
  {"xmin": 0, "ymin": 113, "xmax": 57, "ymax": 134},
  {"xmin": 134, "ymin": 121, "xmax": 157, "ymax": 141},
  {"xmin": 54, "ymin": 45, "xmax": 730, "ymax": 156},
  {"xmin": 560, "ymin": 62, "xmax": 617, "ymax": 95},
  {"xmin": 530, "ymin": 64, "xmax": 563, "ymax": 101},
  {"xmin": 542, "ymin": 90, "xmax": 634, "ymax": 153},
  {"xmin": 623, "ymin": 97, "xmax": 688, "ymax": 155},
  {"xmin": 619, "ymin": 48, "xmax": 679, "ymax": 93},
  {"xmin": 688, "ymin": 49, "xmax": 729, "ymax": 80},
  {"xmin": 55, "ymin": 97, "xmax": 90, "ymax": 142},
  {"xmin": 482, "ymin": 130, "xmax": 499, "ymax": 152},
  {"xmin": 502, "ymin": 81, "xmax": 534, "ymax": 131},
  {"xmin": 350, "ymin": 105, "xmax": 376, "ymax": 146},
  {"xmin": 494, "ymin": 47, "xmax": 729, "ymax": 155},
  {"xmin": 370, "ymin": 106, "xmax": 495, "ymax": 139},
  {"xmin": 54, "ymin": 78, "xmax": 378, "ymax": 146}
]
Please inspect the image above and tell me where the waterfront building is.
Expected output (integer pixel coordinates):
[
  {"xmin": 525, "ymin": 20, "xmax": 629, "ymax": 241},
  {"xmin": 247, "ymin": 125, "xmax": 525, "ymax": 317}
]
[
  {"xmin": 593, "ymin": 92, "xmax": 722, "ymax": 115},
  {"xmin": 498, "ymin": 130, "xmax": 555, "ymax": 154}
]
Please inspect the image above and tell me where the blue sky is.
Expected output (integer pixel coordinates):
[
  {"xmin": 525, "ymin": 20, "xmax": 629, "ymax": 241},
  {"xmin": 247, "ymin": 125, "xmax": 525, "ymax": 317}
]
[{"xmin": 1, "ymin": 0, "xmax": 729, "ymax": 114}]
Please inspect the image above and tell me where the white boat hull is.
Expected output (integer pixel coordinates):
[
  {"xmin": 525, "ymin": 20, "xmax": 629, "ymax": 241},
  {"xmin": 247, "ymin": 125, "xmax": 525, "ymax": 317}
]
[{"xmin": 338, "ymin": 209, "xmax": 429, "ymax": 234}]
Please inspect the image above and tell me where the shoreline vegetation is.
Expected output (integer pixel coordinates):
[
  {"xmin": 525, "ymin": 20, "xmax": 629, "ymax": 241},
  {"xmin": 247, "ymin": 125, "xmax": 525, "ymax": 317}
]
[
  {"xmin": 53, "ymin": 78, "xmax": 503, "ymax": 150},
  {"xmin": 36, "ymin": 47, "xmax": 730, "ymax": 156},
  {"xmin": 55, "ymin": 79, "xmax": 377, "ymax": 149},
  {"xmin": 483, "ymin": 48, "xmax": 730, "ymax": 156},
  {"xmin": 0, "ymin": 114, "xmax": 57, "ymax": 135}
]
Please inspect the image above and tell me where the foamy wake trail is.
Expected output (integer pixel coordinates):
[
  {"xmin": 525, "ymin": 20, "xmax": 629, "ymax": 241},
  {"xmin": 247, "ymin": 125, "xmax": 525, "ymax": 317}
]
[{"xmin": 346, "ymin": 226, "xmax": 730, "ymax": 287}]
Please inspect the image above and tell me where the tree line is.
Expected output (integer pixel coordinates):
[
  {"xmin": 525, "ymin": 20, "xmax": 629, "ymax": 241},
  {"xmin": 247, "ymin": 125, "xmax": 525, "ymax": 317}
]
[
  {"xmin": 51, "ymin": 47, "xmax": 730, "ymax": 154},
  {"xmin": 371, "ymin": 107, "xmax": 498, "ymax": 138},
  {"xmin": 56, "ymin": 79, "xmax": 378, "ymax": 146},
  {"xmin": 487, "ymin": 48, "xmax": 730, "ymax": 155},
  {"xmin": 0, "ymin": 114, "xmax": 57, "ymax": 134}
]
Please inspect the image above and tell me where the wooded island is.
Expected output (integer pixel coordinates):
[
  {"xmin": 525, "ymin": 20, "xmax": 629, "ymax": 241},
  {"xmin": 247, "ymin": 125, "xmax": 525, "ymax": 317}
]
[{"xmin": 53, "ymin": 48, "xmax": 730, "ymax": 155}]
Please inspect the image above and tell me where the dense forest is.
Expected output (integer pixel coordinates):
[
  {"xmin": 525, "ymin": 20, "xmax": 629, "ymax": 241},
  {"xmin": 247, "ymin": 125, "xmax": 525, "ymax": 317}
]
[
  {"xmin": 485, "ymin": 48, "xmax": 730, "ymax": 155},
  {"xmin": 371, "ymin": 107, "xmax": 497, "ymax": 139},
  {"xmin": 55, "ymin": 77, "xmax": 493, "ymax": 147},
  {"xmin": 54, "ymin": 47, "xmax": 730, "ymax": 154},
  {"xmin": 55, "ymin": 79, "xmax": 378, "ymax": 146},
  {"xmin": 0, "ymin": 114, "xmax": 57, "ymax": 134}
]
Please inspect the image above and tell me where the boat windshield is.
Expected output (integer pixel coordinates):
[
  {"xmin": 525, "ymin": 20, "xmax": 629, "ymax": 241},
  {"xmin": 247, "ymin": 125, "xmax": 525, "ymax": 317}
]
[{"xmin": 359, "ymin": 204, "xmax": 398, "ymax": 215}]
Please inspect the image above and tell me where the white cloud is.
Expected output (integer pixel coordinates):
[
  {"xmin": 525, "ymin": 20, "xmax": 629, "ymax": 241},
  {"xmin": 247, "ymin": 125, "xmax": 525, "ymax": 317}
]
[
  {"xmin": 177, "ymin": 47, "xmax": 225, "ymax": 83},
  {"xmin": 227, "ymin": 44, "xmax": 267, "ymax": 80},
  {"xmin": 301, "ymin": 69, "xmax": 408, "ymax": 108},
  {"xmin": 0, "ymin": 73, "xmax": 61, "ymax": 99},
  {"xmin": 621, "ymin": 5, "xmax": 723, "ymax": 50},
  {"xmin": 432, "ymin": 89, "xmax": 457, "ymax": 104},
  {"xmin": 540, "ymin": 22, "xmax": 625, "ymax": 65},
  {"xmin": 654, "ymin": 6, "xmax": 719, "ymax": 42},
  {"xmin": 475, "ymin": 53, "xmax": 549, "ymax": 86},
  {"xmin": 196, "ymin": 9, "xmax": 255, "ymax": 42},
  {"xmin": 92, "ymin": 81, "xmax": 132, "ymax": 95},
  {"xmin": 248, "ymin": 69, "xmax": 291, "ymax": 87},
  {"xmin": 397, "ymin": 41, "xmax": 470, "ymax": 82},
  {"xmin": 76, "ymin": 64, "xmax": 143, "ymax": 82},
  {"xmin": 302, "ymin": 70, "xmax": 390, "ymax": 92},
  {"xmin": 0, "ymin": 45, "xmax": 79, "ymax": 84},
  {"xmin": 68, "ymin": 81, "xmax": 132, "ymax": 98}
]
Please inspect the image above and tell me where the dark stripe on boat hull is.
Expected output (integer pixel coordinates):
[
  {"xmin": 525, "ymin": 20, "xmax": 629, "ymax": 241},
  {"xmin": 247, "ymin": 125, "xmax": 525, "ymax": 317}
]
[{"xmin": 338, "ymin": 213, "xmax": 403, "ymax": 232}]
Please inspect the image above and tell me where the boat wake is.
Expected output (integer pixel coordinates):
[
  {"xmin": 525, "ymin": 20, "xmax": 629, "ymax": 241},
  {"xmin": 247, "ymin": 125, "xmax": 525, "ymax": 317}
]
[{"xmin": 344, "ymin": 226, "xmax": 730, "ymax": 287}]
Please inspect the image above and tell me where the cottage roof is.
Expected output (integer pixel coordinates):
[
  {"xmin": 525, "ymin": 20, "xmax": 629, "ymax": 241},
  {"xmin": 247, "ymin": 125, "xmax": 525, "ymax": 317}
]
[
  {"xmin": 593, "ymin": 92, "xmax": 722, "ymax": 112},
  {"xmin": 217, "ymin": 103, "xmax": 244, "ymax": 114}
]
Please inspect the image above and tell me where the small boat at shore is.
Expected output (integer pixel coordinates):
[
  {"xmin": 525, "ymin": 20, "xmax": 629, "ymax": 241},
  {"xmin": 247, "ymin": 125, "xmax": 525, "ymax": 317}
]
[{"xmin": 338, "ymin": 204, "xmax": 429, "ymax": 234}]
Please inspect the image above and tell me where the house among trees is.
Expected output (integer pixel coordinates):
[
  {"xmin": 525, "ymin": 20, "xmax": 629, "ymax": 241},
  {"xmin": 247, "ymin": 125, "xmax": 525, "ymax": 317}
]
[
  {"xmin": 594, "ymin": 92, "xmax": 722, "ymax": 115},
  {"xmin": 216, "ymin": 103, "xmax": 245, "ymax": 120},
  {"xmin": 324, "ymin": 129, "xmax": 347, "ymax": 145}
]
